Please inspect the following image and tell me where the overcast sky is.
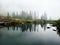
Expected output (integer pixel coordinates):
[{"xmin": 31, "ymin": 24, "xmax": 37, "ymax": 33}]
[{"xmin": 0, "ymin": 0, "xmax": 60, "ymax": 20}]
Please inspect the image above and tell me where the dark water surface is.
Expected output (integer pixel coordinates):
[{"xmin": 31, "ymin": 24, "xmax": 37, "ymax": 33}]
[{"xmin": 0, "ymin": 24, "xmax": 60, "ymax": 45}]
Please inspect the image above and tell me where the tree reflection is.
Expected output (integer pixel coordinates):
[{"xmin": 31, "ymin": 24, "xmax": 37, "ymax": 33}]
[
  {"xmin": 41, "ymin": 23, "xmax": 47, "ymax": 31},
  {"xmin": 34, "ymin": 24, "xmax": 36, "ymax": 32},
  {"xmin": 20, "ymin": 23, "xmax": 32, "ymax": 32},
  {"xmin": 20, "ymin": 24, "xmax": 28, "ymax": 32},
  {"xmin": 2, "ymin": 23, "xmax": 60, "ymax": 37},
  {"xmin": 7, "ymin": 23, "xmax": 33, "ymax": 32},
  {"xmin": 56, "ymin": 26, "xmax": 60, "ymax": 36},
  {"xmin": 12, "ymin": 26, "xmax": 15, "ymax": 31},
  {"xmin": 7, "ymin": 26, "xmax": 9, "ymax": 30},
  {"xmin": 6, "ymin": 23, "xmax": 47, "ymax": 32}
]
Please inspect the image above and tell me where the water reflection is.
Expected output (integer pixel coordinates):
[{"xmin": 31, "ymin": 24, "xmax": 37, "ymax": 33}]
[
  {"xmin": 41, "ymin": 23, "xmax": 47, "ymax": 31},
  {"xmin": 7, "ymin": 23, "xmax": 36, "ymax": 32},
  {"xmin": 1, "ymin": 23, "xmax": 60, "ymax": 45},
  {"xmin": 6, "ymin": 23, "xmax": 47, "ymax": 32},
  {"xmin": 56, "ymin": 26, "xmax": 60, "ymax": 36}
]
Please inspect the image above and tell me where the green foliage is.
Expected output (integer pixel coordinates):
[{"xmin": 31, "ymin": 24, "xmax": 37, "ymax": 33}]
[
  {"xmin": 56, "ymin": 19, "xmax": 60, "ymax": 26},
  {"xmin": 52, "ymin": 19, "xmax": 60, "ymax": 26}
]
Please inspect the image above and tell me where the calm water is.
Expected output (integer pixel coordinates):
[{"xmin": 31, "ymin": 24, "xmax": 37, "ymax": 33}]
[{"xmin": 0, "ymin": 24, "xmax": 60, "ymax": 45}]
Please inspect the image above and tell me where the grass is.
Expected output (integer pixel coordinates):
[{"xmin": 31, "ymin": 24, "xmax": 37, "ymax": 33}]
[{"xmin": 7, "ymin": 18, "xmax": 34, "ymax": 24}]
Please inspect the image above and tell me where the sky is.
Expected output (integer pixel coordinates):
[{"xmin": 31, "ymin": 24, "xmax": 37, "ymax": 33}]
[{"xmin": 0, "ymin": 0, "xmax": 60, "ymax": 20}]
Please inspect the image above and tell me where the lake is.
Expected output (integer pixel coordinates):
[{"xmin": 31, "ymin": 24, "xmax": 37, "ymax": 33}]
[{"xmin": 0, "ymin": 23, "xmax": 60, "ymax": 45}]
